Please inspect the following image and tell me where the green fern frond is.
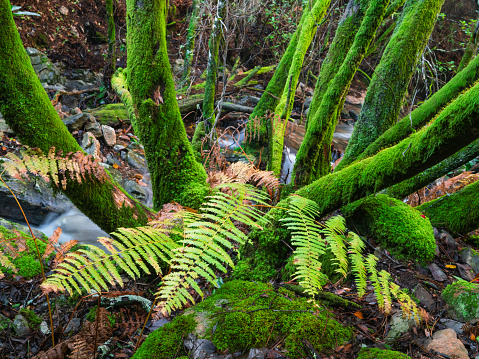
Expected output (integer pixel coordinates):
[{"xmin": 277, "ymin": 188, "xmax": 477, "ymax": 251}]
[
  {"xmin": 365, "ymin": 254, "xmax": 385, "ymax": 310},
  {"xmin": 42, "ymin": 226, "xmax": 179, "ymax": 295},
  {"xmin": 322, "ymin": 216, "xmax": 348, "ymax": 277},
  {"xmin": 379, "ymin": 270, "xmax": 392, "ymax": 313},
  {"xmin": 348, "ymin": 232, "xmax": 367, "ymax": 297},
  {"xmin": 157, "ymin": 183, "xmax": 268, "ymax": 314},
  {"xmin": 281, "ymin": 195, "xmax": 326, "ymax": 297}
]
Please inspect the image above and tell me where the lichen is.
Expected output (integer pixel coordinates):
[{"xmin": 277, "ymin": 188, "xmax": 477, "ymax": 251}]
[
  {"xmin": 343, "ymin": 194, "xmax": 435, "ymax": 262},
  {"xmin": 442, "ymin": 280, "xmax": 479, "ymax": 322},
  {"xmin": 357, "ymin": 347, "xmax": 411, "ymax": 358}
]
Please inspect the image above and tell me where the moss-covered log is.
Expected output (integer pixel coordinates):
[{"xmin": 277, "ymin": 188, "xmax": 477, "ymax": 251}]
[
  {"xmin": 343, "ymin": 194, "xmax": 435, "ymax": 262},
  {"xmin": 126, "ymin": 0, "xmax": 208, "ymax": 209},
  {"xmin": 202, "ymin": 0, "xmax": 226, "ymax": 125},
  {"xmin": 292, "ymin": 0, "xmax": 390, "ymax": 185},
  {"xmin": 268, "ymin": 0, "xmax": 331, "ymax": 176},
  {"xmin": 340, "ymin": 0, "xmax": 445, "ymax": 167},
  {"xmin": 336, "ymin": 47, "xmax": 479, "ymax": 171},
  {"xmin": 457, "ymin": 16, "xmax": 479, "ymax": 73},
  {"xmin": 0, "ymin": 0, "xmax": 153, "ymax": 233},
  {"xmin": 417, "ymin": 181, "xmax": 479, "ymax": 234},
  {"xmin": 179, "ymin": 0, "xmax": 201, "ymax": 88},
  {"xmin": 385, "ymin": 138, "xmax": 479, "ymax": 199}
]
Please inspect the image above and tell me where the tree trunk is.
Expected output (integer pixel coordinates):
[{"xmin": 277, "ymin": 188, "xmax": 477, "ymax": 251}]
[
  {"xmin": 126, "ymin": 0, "xmax": 208, "ymax": 210},
  {"xmin": 202, "ymin": 0, "xmax": 226, "ymax": 126},
  {"xmin": 336, "ymin": 53, "xmax": 479, "ymax": 170},
  {"xmin": 268, "ymin": 0, "xmax": 331, "ymax": 176},
  {"xmin": 457, "ymin": 15, "xmax": 479, "ymax": 73},
  {"xmin": 417, "ymin": 181, "xmax": 479, "ymax": 234},
  {"xmin": 0, "ymin": 0, "xmax": 153, "ymax": 233},
  {"xmin": 103, "ymin": 0, "xmax": 116, "ymax": 89},
  {"xmin": 340, "ymin": 0, "xmax": 445, "ymax": 166},
  {"xmin": 292, "ymin": 0, "xmax": 390, "ymax": 186},
  {"xmin": 179, "ymin": 0, "xmax": 201, "ymax": 88}
]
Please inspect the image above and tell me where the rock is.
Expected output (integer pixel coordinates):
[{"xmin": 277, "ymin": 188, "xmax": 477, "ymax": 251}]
[
  {"xmin": 126, "ymin": 151, "xmax": 147, "ymax": 170},
  {"xmin": 428, "ymin": 263, "xmax": 447, "ymax": 281},
  {"xmin": 184, "ymin": 333, "xmax": 218, "ymax": 359},
  {"xmin": 247, "ymin": 348, "xmax": 268, "ymax": 359},
  {"xmin": 64, "ymin": 69, "xmax": 99, "ymax": 83},
  {"xmin": 385, "ymin": 311, "xmax": 417, "ymax": 341},
  {"xmin": 81, "ymin": 132, "xmax": 102, "ymax": 160},
  {"xmin": 58, "ymin": 5, "xmax": 69, "ymax": 15},
  {"xmin": 303, "ymin": 97, "xmax": 313, "ymax": 109},
  {"xmin": 426, "ymin": 329, "xmax": 468, "ymax": 359},
  {"xmin": 85, "ymin": 120, "xmax": 102, "ymax": 138},
  {"xmin": 101, "ymin": 126, "xmax": 116, "ymax": 147},
  {"xmin": 63, "ymin": 79, "xmax": 96, "ymax": 92},
  {"xmin": 62, "ymin": 113, "xmax": 95, "ymax": 131},
  {"xmin": 64, "ymin": 318, "xmax": 81, "ymax": 333},
  {"xmin": 413, "ymin": 284, "xmax": 435, "ymax": 312},
  {"xmin": 40, "ymin": 321, "xmax": 51, "ymax": 335},
  {"xmin": 461, "ymin": 247, "xmax": 479, "ymax": 273},
  {"xmin": 442, "ymin": 281, "xmax": 479, "ymax": 321},
  {"xmin": 84, "ymin": 104, "xmax": 129, "ymax": 126},
  {"xmin": 457, "ymin": 263, "xmax": 475, "ymax": 281},
  {"xmin": 13, "ymin": 315, "xmax": 30, "ymax": 336},
  {"xmin": 340, "ymin": 108, "xmax": 350, "ymax": 119},
  {"xmin": 349, "ymin": 109, "xmax": 359, "ymax": 121},
  {"xmin": 123, "ymin": 180, "xmax": 149, "ymax": 204},
  {"xmin": 147, "ymin": 318, "xmax": 169, "ymax": 332},
  {"xmin": 105, "ymin": 153, "xmax": 121, "ymax": 168},
  {"xmin": 440, "ymin": 231, "xmax": 457, "ymax": 247},
  {"xmin": 173, "ymin": 58, "xmax": 184, "ymax": 74},
  {"xmin": 25, "ymin": 48, "xmax": 62, "ymax": 84},
  {"xmin": 0, "ymin": 314, "xmax": 11, "ymax": 331},
  {"xmin": 439, "ymin": 319, "xmax": 465, "ymax": 335}
]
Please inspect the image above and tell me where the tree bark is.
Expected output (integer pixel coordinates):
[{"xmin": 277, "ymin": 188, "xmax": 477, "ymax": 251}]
[
  {"xmin": 179, "ymin": 0, "xmax": 201, "ymax": 88},
  {"xmin": 126, "ymin": 0, "xmax": 208, "ymax": 210},
  {"xmin": 0, "ymin": 0, "xmax": 153, "ymax": 233},
  {"xmin": 292, "ymin": 0, "xmax": 390, "ymax": 186},
  {"xmin": 340, "ymin": 0, "xmax": 445, "ymax": 167}
]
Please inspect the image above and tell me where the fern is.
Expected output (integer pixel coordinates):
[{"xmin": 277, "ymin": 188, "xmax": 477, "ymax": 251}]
[{"xmin": 283, "ymin": 195, "xmax": 421, "ymax": 322}]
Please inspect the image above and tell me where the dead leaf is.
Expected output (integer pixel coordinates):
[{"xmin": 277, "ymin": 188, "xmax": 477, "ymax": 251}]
[
  {"xmin": 445, "ymin": 264, "xmax": 456, "ymax": 269},
  {"xmin": 112, "ymin": 163, "xmax": 119, "ymax": 169},
  {"xmin": 353, "ymin": 311, "xmax": 364, "ymax": 319}
]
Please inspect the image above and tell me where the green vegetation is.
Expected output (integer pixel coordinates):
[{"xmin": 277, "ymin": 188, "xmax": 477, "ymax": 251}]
[
  {"xmin": 442, "ymin": 281, "xmax": 479, "ymax": 322},
  {"xmin": 19, "ymin": 308, "xmax": 42, "ymax": 330},
  {"xmin": 358, "ymin": 347, "xmax": 411, "ymax": 358}
]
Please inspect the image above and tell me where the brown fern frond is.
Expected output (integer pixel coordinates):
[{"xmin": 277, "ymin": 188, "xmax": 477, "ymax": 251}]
[
  {"xmin": 32, "ymin": 338, "xmax": 74, "ymax": 359},
  {"xmin": 43, "ymin": 228, "xmax": 62, "ymax": 259},
  {"xmin": 52, "ymin": 240, "xmax": 79, "ymax": 268}
]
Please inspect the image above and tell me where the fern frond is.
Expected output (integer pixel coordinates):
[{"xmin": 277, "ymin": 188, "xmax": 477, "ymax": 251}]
[
  {"xmin": 348, "ymin": 232, "xmax": 367, "ymax": 297},
  {"xmin": 156, "ymin": 183, "xmax": 268, "ymax": 314},
  {"xmin": 322, "ymin": 216, "xmax": 348, "ymax": 277},
  {"xmin": 365, "ymin": 254, "xmax": 385, "ymax": 310},
  {"xmin": 379, "ymin": 270, "xmax": 392, "ymax": 314},
  {"xmin": 281, "ymin": 195, "xmax": 326, "ymax": 297},
  {"xmin": 42, "ymin": 226, "xmax": 180, "ymax": 295}
]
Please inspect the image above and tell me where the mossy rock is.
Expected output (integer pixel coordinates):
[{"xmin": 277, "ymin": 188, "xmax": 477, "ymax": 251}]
[
  {"xmin": 84, "ymin": 103, "xmax": 130, "ymax": 126},
  {"xmin": 442, "ymin": 280, "xmax": 479, "ymax": 322},
  {"xmin": 192, "ymin": 280, "xmax": 351, "ymax": 358},
  {"xmin": 0, "ymin": 224, "xmax": 49, "ymax": 279},
  {"xmin": 343, "ymin": 194, "xmax": 435, "ymax": 263},
  {"xmin": 357, "ymin": 347, "xmax": 411, "ymax": 358},
  {"xmin": 19, "ymin": 308, "xmax": 41, "ymax": 330},
  {"xmin": 132, "ymin": 315, "xmax": 196, "ymax": 359}
]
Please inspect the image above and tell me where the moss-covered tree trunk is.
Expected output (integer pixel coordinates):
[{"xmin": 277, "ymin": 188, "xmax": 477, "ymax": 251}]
[
  {"xmin": 340, "ymin": 0, "xmax": 445, "ymax": 167},
  {"xmin": 336, "ymin": 53, "xmax": 479, "ymax": 170},
  {"xmin": 202, "ymin": 0, "xmax": 226, "ymax": 126},
  {"xmin": 292, "ymin": 0, "xmax": 390, "ymax": 186},
  {"xmin": 268, "ymin": 0, "xmax": 331, "ymax": 176},
  {"xmin": 457, "ymin": 16, "xmax": 479, "ymax": 73},
  {"xmin": 417, "ymin": 181, "xmax": 479, "ymax": 234},
  {"xmin": 126, "ymin": 0, "xmax": 208, "ymax": 209},
  {"xmin": 0, "ymin": 0, "xmax": 153, "ymax": 233},
  {"xmin": 179, "ymin": 0, "xmax": 201, "ymax": 88}
]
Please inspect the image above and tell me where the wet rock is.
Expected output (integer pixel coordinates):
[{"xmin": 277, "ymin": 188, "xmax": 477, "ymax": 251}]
[
  {"xmin": 385, "ymin": 311, "xmax": 417, "ymax": 342},
  {"xmin": 303, "ymin": 97, "xmax": 313, "ymax": 109},
  {"xmin": 85, "ymin": 120, "xmax": 102, "ymax": 138},
  {"xmin": 81, "ymin": 132, "xmax": 102, "ymax": 159},
  {"xmin": 428, "ymin": 263, "xmax": 447, "ymax": 282},
  {"xmin": 413, "ymin": 284, "xmax": 435, "ymax": 312},
  {"xmin": 427, "ymin": 328, "xmax": 468, "ymax": 359},
  {"xmin": 461, "ymin": 247, "xmax": 479, "ymax": 273},
  {"xmin": 340, "ymin": 108, "xmax": 350, "ymax": 119},
  {"xmin": 439, "ymin": 319, "xmax": 465, "ymax": 335},
  {"xmin": 64, "ymin": 318, "xmax": 81, "ymax": 333},
  {"xmin": 105, "ymin": 153, "xmax": 121, "ymax": 168},
  {"xmin": 123, "ymin": 180, "xmax": 149, "ymax": 204},
  {"xmin": 126, "ymin": 151, "xmax": 147, "ymax": 171},
  {"xmin": 62, "ymin": 113, "xmax": 95, "ymax": 131},
  {"xmin": 101, "ymin": 125, "xmax": 116, "ymax": 147},
  {"xmin": 443, "ymin": 281, "xmax": 479, "ymax": 321},
  {"xmin": 349, "ymin": 109, "xmax": 359, "ymax": 121},
  {"xmin": 147, "ymin": 318, "xmax": 169, "ymax": 332},
  {"xmin": 13, "ymin": 315, "xmax": 30, "ymax": 336},
  {"xmin": 184, "ymin": 333, "xmax": 218, "ymax": 359}
]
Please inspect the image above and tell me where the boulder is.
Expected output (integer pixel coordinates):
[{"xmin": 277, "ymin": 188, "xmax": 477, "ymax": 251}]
[
  {"xmin": 13, "ymin": 315, "xmax": 30, "ymax": 336},
  {"xmin": 413, "ymin": 284, "xmax": 435, "ymax": 312},
  {"xmin": 25, "ymin": 48, "xmax": 62, "ymax": 85},
  {"xmin": 101, "ymin": 125, "xmax": 116, "ymax": 147},
  {"xmin": 461, "ymin": 247, "xmax": 479, "ymax": 273},
  {"xmin": 62, "ymin": 113, "xmax": 95, "ymax": 131},
  {"xmin": 85, "ymin": 120, "xmax": 102, "ymax": 138},
  {"xmin": 427, "ymin": 328, "xmax": 468, "ymax": 359},
  {"xmin": 385, "ymin": 311, "xmax": 417, "ymax": 342},
  {"xmin": 81, "ymin": 132, "xmax": 102, "ymax": 160},
  {"xmin": 442, "ymin": 280, "xmax": 479, "ymax": 321}
]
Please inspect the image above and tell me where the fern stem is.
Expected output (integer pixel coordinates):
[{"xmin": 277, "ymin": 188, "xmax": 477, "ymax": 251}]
[{"xmin": 0, "ymin": 171, "xmax": 55, "ymax": 347}]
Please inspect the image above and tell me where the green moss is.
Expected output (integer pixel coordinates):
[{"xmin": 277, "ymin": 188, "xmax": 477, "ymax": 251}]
[
  {"xmin": 357, "ymin": 347, "xmax": 411, "ymax": 358},
  {"xmin": 465, "ymin": 234, "xmax": 479, "ymax": 247},
  {"xmin": 0, "ymin": 315, "xmax": 11, "ymax": 331},
  {"xmin": 343, "ymin": 194, "xmax": 435, "ymax": 262},
  {"xmin": 84, "ymin": 103, "xmax": 130, "ymax": 126},
  {"xmin": 416, "ymin": 180, "xmax": 479, "ymax": 235},
  {"xmin": 192, "ymin": 280, "xmax": 352, "ymax": 358},
  {"xmin": 132, "ymin": 314, "xmax": 196, "ymax": 359},
  {"xmin": 442, "ymin": 280, "xmax": 479, "ymax": 322},
  {"xmin": 19, "ymin": 308, "xmax": 41, "ymax": 330}
]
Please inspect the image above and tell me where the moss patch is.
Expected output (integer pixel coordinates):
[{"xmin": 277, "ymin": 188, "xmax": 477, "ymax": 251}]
[
  {"xmin": 192, "ymin": 280, "xmax": 352, "ymax": 358},
  {"xmin": 84, "ymin": 103, "xmax": 130, "ymax": 126},
  {"xmin": 442, "ymin": 280, "xmax": 479, "ymax": 322},
  {"xmin": 357, "ymin": 347, "xmax": 411, "ymax": 358},
  {"xmin": 343, "ymin": 194, "xmax": 435, "ymax": 262},
  {"xmin": 132, "ymin": 314, "xmax": 196, "ymax": 359},
  {"xmin": 19, "ymin": 308, "xmax": 42, "ymax": 330}
]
